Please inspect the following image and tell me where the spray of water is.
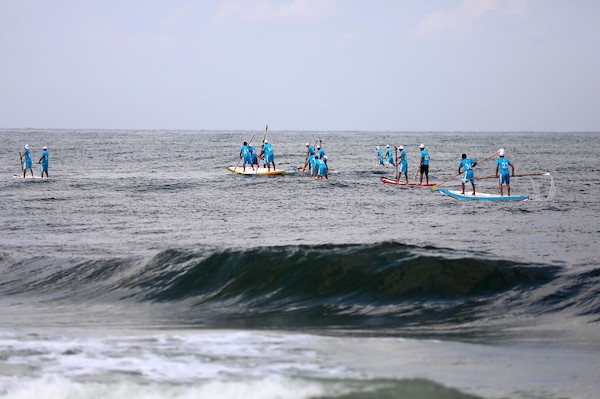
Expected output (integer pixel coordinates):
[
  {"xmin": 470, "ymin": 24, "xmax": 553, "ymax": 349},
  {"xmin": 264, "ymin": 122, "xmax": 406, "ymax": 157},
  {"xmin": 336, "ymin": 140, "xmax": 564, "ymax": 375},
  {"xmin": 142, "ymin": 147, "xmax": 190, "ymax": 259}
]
[
  {"xmin": 529, "ymin": 173, "xmax": 556, "ymax": 201},
  {"xmin": 546, "ymin": 173, "xmax": 557, "ymax": 201}
]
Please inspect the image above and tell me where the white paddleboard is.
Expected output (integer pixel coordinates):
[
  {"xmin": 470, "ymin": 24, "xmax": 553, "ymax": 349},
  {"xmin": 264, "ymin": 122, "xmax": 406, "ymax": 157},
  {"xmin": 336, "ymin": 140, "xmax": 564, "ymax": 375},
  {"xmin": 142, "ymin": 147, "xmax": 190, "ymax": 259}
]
[
  {"xmin": 12, "ymin": 174, "xmax": 47, "ymax": 180},
  {"xmin": 227, "ymin": 166, "xmax": 286, "ymax": 175},
  {"xmin": 438, "ymin": 188, "xmax": 528, "ymax": 201}
]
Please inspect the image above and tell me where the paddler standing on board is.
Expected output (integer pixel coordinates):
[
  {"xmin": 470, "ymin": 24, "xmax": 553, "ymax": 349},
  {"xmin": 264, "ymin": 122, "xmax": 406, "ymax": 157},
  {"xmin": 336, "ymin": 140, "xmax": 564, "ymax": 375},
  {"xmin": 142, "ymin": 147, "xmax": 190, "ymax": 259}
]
[
  {"xmin": 375, "ymin": 146, "xmax": 384, "ymax": 166},
  {"xmin": 385, "ymin": 145, "xmax": 394, "ymax": 166},
  {"xmin": 418, "ymin": 144, "xmax": 430, "ymax": 185},
  {"xmin": 303, "ymin": 142, "xmax": 316, "ymax": 173},
  {"xmin": 459, "ymin": 154, "xmax": 478, "ymax": 195},
  {"xmin": 310, "ymin": 153, "xmax": 318, "ymax": 176},
  {"xmin": 317, "ymin": 144, "xmax": 326, "ymax": 165},
  {"xmin": 20, "ymin": 144, "xmax": 34, "ymax": 178},
  {"xmin": 496, "ymin": 148, "xmax": 515, "ymax": 196},
  {"xmin": 261, "ymin": 139, "xmax": 276, "ymax": 171},
  {"xmin": 239, "ymin": 141, "xmax": 254, "ymax": 172},
  {"xmin": 396, "ymin": 146, "xmax": 408, "ymax": 184},
  {"xmin": 248, "ymin": 142, "xmax": 259, "ymax": 168},
  {"xmin": 314, "ymin": 156, "xmax": 328, "ymax": 179},
  {"xmin": 38, "ymin": 146, "xmax": 49, "ymax": 178}
]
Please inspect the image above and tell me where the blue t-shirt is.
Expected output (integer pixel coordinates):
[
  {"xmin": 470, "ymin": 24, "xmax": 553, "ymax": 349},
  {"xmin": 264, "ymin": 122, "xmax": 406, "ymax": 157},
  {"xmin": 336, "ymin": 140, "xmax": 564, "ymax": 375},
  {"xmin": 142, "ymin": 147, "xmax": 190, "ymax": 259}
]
[
  {"xmin": 263, "ymin": 143, "xmax": 274, "ymax": 163},
  {"xmin": 23, "ymin": 149, "xmax": 32, "ymax": 168},
  {"xmin": 460, "ymin": 158, "xmax": 476, "ymax": 178},
  {"xmin": 310, "ymin": 156, "xmax": 318, "ymax": 174},
  {"xmin": 398, "ymin": 150, "xmax": 408, "ymax": 165},
  {"xmin": 420, "ymin": 150, "xmax": 429, "ymax": 166},
  {"xmin": 385, "ymin": 148, "xmax": 393, "ymax": 158},
  {"xmin": 40, "ymin": 150, "xmax": 49, "ymax": 166},
  {"xmin": 307, "ymin": 145, "xmax": 315, "ymax": 155},
  {"xmin": 318, "ymin": 148, "xmax": 325, "ymax": 158},
  {"xmin": 317, "ymin": 159, "xmax": 328, "ymax": 175},
  {"xmin": 497, "ymin": 157, "xmax": 512, "ymax": 175},
  {"xmin": 240, "ymin": 145, "xmax": 252, "ymax": 162},
  {"xmin": 264, "ymin": 143, "xmax": 274, "ymax": 156}
]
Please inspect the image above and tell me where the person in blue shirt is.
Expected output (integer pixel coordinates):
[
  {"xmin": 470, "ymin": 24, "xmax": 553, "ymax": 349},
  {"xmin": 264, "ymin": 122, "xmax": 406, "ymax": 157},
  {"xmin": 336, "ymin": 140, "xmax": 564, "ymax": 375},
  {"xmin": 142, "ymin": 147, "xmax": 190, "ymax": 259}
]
[
  {"xmin": 309, "ymin": 154, "xmax": 318, "ymax": 176},
  {"xmin": 396, "ymin": 146, "xmax": 408, "ymax": 184},
  {"xmin": 20, "ymin": 144, "xmax": 34, "ymax": 178},
  {"xmin": 459, "ymin": 153, "xmax": 478, "ymax": 195},
  {"xmin": 239, "ymin": 141, "xmax": 254, "ymax": 172},
  {"xmin": 495, "ymin": 148, "xmax": 515, "ymax": 196},
  {"xmin": 375, "ymin": 146, "xmax": 384, "ymax": 166},
  {"xmin": 38, "ymin": 146, "xmax": 49, "ymax": 178},
  {"xmin": 261, "ymin": 140, "xmax": 276, "ymax": 171},
  {"xmin": 314, "ymin": 156, "xmax": 328, "ymax": 179},
  {"xmin": 317, "ymin": 145, "xmax": 326, "ymax": 165},
  {"xmin": 418, "ymin": 144, "xmax": 430, "ymax": 185},
  {"xmin": 385, "ymin": 145, "xmax": 394, "ymax": 166},
  {"xmin": 303, "ymin": 142, "xmax": 316, "ymax": 173},
  {"xmin": 248, "ymin": 143, "xmax": 259, "ymax": 168}
]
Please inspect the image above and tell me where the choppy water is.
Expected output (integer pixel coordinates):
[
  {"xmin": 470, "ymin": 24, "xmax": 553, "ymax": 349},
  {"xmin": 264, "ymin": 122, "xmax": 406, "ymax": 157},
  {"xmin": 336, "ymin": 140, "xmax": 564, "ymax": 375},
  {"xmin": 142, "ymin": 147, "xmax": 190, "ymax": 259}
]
[{"xmin": 0, "ymin": 129, "xmax": 599, "ymax": 398}]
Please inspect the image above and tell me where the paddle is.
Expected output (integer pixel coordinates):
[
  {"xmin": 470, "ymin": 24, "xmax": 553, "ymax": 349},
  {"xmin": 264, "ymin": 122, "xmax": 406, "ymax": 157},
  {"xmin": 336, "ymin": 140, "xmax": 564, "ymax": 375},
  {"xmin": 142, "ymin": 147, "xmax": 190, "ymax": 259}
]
[
  {"xmin": 432, "ymin": 149, "xmax": 500, "ymax": 190},
  {"xmin": 255, "ymin": 125, "xmax": 268, "ymax": 173},
  {"xmin": 473, "ymin": 172, "xmax": 550, "ymax": 181},
  {"xmin": 414, "ymin": 147, "xmax": 428, "ymax": 181},
  {"xmin": 394, "ymin": 146, "xmax": 399, "ymax": 181},
  {"xmin": 301, "ymin": 154, "xmax": 310, "ymax": 174},
  {"xmin": 230, "ymin": 132, "xmax": 256, "ymax": 173},
  {"xmin": 302, "ymin": 139, "xmax": 319, "ymax": 175},
  {"xmin": 19, "ymin": 151, "xmax": 23, "ymax": 171}
]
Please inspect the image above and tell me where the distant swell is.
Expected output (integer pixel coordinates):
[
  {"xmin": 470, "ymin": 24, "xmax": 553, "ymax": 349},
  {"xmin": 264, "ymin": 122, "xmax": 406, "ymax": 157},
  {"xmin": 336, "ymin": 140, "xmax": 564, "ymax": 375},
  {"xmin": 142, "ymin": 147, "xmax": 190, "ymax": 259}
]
[{"xmin": 1, "ymin": 243, "xmax": 598, "ymax": 331}]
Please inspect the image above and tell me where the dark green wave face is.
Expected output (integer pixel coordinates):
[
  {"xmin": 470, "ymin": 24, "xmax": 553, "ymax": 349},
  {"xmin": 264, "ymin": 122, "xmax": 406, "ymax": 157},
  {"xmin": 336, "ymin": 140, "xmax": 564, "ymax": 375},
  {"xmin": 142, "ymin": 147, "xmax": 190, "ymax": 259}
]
[
  {"xmin": 131, "ymin": 243, "xmax": 553, "ymax": 301},
  {"xmin": 5, "ymin": 241, "xmax": 593, "ymax": 336}
]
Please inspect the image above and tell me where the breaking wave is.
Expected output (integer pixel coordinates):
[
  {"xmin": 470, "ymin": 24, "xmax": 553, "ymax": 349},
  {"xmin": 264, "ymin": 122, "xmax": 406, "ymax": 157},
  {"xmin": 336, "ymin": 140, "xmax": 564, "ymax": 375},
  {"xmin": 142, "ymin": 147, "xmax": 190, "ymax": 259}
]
[{"xmin": 1, "ymin": 242, "xmax": 598, "ymax": 331}]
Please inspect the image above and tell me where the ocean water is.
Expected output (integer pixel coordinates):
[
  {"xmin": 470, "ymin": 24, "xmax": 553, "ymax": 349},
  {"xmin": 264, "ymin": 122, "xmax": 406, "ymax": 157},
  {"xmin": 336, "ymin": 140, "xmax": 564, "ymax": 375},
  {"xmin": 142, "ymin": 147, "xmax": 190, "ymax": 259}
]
[{"xmin": 0, "ymin": 129, "xmax": 599, "ymax": 399}]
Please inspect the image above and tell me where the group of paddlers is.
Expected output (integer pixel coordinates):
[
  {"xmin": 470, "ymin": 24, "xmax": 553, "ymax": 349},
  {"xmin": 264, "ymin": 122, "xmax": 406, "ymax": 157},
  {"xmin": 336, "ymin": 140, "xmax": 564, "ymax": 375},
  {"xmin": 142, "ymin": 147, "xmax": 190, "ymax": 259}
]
[
  {"xmin": 301, "ymin": 140, "xmax": 328, "ymax": 179},
  {"xmin": 237, "ymin": 126, "xmax": 277, "ymax": 172},
  {"xmin": 376, "ymin": 144, "xmax": 430, "ymax": 185},
  {"xmin": 376, "ymin": 144, "xmax": 520, "ymax": 196},
  {"xmin": 19, "ymin": 144, "xmax": 50, "ymax": 178}
]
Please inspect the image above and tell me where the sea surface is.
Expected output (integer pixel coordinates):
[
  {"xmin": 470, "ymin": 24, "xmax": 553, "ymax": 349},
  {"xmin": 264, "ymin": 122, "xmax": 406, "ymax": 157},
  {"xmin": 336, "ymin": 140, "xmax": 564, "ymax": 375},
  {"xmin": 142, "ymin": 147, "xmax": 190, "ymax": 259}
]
[{"xmin": 0, "ymin": 129, "xmax": 599, "ymax": 399}]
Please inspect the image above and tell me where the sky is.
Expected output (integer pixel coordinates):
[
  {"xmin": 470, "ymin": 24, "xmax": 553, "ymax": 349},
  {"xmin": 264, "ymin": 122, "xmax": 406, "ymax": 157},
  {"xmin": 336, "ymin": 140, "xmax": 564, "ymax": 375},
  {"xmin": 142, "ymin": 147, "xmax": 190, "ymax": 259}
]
[{"xmin": 1, "ymin": 0, "xmax": 599, "ymax": 132}]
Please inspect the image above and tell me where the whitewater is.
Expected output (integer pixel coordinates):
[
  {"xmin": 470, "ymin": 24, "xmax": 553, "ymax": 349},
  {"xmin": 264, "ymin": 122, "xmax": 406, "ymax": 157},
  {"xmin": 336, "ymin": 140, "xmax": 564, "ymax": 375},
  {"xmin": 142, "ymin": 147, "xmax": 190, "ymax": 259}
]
[{"xmin": 0, "ymin": 129, "xmax": 599, "ymax": 399}]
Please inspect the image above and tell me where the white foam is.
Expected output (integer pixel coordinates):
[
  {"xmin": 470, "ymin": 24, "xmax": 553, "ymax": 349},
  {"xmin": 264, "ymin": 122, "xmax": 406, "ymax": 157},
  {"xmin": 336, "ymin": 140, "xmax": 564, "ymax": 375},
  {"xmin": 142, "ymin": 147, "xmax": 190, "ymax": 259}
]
[
  {"xmin": 2, "ymin": 375, "xmax": 347, "ymax": 399},
  {"xmin": 0, "ymin": 330, "xmax": 352, "ymax": 392}
]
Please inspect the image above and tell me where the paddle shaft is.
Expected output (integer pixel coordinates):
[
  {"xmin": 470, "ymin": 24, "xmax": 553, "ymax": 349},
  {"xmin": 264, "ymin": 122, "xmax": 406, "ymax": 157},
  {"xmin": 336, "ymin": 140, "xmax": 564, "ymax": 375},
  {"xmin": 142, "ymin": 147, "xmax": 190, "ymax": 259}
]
[
  {"xmin": 256, "ymin": 125, "xmax": 268, "ymax": 173},
  {"xmin": 473, "ymin": 172, "xmax": 549, "ymax": 181},
  {"xmin": 394, "ymin": 146, "xmax": 399, "ymax": 181}
]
